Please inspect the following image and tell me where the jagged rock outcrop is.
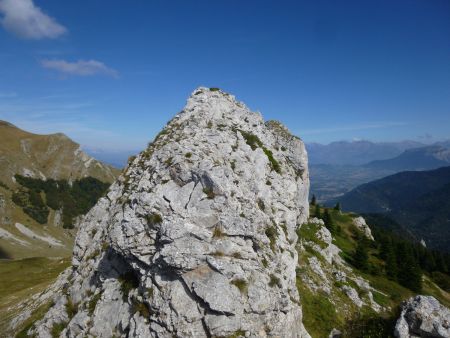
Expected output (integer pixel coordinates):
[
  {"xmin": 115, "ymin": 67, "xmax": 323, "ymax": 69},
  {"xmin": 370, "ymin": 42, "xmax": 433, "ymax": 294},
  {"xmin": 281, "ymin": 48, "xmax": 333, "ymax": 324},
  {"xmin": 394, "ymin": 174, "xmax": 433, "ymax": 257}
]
[
  {"xmin": 394, "ymin": 295, "xmax": 450, "ymax": 338},
  {"xmin": 352, "ymin": 216, "xmax": 374, "ymax": 240},
  {"xmin": 21, "ymin": 87, "xmax": 311, "ymax": 337},
  {"xmin": 297, "ymin": 217, "xmax": 383, "ymax": 313}
]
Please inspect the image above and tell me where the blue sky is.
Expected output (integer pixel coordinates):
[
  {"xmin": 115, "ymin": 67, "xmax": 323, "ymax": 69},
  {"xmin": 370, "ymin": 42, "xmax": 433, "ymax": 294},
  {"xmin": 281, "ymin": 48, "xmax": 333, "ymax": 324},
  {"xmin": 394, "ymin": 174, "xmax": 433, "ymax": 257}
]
[{"xmin": 0, "ymin": 0, "xmax": 449, "ymax": 153}]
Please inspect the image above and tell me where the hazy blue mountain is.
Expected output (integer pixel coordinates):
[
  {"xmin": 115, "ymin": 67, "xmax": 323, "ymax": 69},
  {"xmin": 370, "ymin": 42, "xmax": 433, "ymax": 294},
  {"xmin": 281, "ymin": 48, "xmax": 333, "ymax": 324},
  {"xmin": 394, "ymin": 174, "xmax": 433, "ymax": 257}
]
[
  {"xmin": 337, "ymin": 166, "xmax": 450, "ymax": 252},
  {"xmin": 365, "ymin": 145, "xmax": 450, "ymax": 171},
  {"xmin": 306, "ymin": 140, "xmax": 424, "ymax": 165},
  {"xmin": 309, "ymin": 141, "xmax": 450, "ymax": 203}
]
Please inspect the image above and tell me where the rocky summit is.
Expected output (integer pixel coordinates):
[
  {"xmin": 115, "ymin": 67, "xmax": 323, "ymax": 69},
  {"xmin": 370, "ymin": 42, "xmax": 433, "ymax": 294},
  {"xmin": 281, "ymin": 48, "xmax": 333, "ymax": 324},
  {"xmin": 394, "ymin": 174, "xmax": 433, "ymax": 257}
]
[{"xmin": 21, "ymin": 87, "xmax": 311, "ymax": 337}]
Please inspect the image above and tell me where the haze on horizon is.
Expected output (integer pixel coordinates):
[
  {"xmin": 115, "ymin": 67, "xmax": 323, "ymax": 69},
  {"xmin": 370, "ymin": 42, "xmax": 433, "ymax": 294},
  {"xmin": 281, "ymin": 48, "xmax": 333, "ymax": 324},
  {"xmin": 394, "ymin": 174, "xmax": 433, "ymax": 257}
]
[{"xmin": 0, "ymin": 0, "xmax": 449, "ymax": 153}]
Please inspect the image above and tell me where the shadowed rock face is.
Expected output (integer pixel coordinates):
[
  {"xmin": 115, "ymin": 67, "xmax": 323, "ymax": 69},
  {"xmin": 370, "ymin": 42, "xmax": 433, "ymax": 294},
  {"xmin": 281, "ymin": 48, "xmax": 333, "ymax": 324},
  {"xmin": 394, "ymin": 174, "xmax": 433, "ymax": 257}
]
[
  {"xmin": 395, "ymin": 296, "xmax": 450, "ymax": 338},
  {"xmin": 26, "ymin": 87, "xmax": 311, "ymax": 337}
]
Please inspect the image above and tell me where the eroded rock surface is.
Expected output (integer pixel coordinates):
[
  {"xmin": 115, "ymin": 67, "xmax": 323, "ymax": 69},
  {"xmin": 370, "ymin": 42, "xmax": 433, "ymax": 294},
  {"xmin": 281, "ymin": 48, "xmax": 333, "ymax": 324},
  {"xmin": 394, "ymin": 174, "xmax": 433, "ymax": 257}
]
[
  {"xmin": 394, "ymin": 295, "xmax": 450, "ymax": 338},
  {"xmin": 352, "ymin": 216, "xmax": 374, "ymax": 241},
  {"xmin": 22, "ymin": 87, "xmax": 311, "ymax": 337}
]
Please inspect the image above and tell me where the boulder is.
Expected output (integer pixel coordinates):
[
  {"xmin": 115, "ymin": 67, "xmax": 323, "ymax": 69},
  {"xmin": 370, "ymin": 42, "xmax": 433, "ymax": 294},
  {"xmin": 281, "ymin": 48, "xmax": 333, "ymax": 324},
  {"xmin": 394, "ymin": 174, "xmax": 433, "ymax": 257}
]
[{"xmin": 394, "ymin": 295, "xmax": 450, "ymax": 338}]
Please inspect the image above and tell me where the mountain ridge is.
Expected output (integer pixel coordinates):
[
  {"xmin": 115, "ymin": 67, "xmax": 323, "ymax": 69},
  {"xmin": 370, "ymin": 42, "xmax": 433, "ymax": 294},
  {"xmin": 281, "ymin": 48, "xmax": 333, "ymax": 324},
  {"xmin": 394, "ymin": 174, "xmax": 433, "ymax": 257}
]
[{"xmin": 337, "ymin": 166, "xmax": 450, "ymax": 251}]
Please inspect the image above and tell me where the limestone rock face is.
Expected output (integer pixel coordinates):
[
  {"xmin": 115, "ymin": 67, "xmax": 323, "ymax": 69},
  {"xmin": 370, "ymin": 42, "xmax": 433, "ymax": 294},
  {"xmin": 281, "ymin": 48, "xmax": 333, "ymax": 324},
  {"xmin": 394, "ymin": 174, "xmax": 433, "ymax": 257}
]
[
  {"xmin": 27, "ymin": 87, "xmax": 311, "ymax": 337},
  {"xmin": 394, "ymin": 296, "xmax": 450, "ymax": 338},
  {"xmin": 352, "ymin": 216, "xmax": 374, "ymax": 240}
]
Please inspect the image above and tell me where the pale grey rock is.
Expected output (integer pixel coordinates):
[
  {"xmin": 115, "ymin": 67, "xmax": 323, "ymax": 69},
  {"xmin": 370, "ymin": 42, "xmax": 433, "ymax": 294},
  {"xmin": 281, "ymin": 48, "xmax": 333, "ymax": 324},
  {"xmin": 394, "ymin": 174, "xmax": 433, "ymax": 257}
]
[
  {"xmin": 22, "ymin": 87, "xmax": 311, "ymax": 338},
  {"xmin": 341, "ymin": 285, "xmax": 363, "ymax": 308},
  {"xmin": 352, "ymin": 216, "xmax": 374, "ymax": 240},
  {"xmin": 394, "ymin": 295, "xmax": 450, "ymax": 338},
  {"xmin": 329, "ymin": 328, "xmax": 342, "ymax": 338}
]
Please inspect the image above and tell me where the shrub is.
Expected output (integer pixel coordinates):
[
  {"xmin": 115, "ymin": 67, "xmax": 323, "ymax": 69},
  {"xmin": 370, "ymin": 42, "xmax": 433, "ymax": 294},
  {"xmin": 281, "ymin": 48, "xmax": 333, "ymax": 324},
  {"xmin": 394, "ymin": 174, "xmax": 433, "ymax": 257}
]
[
  {"xmin": 232, "ymin": 252, "xmax": 242, "ymax": 259},
  {"xmin": 51, "ymin": 322, "xmax": 67, "ymax": 338},
  {"xmin": 133, "ymin": 300, "xmax": 151, "ymax": 319},
  {"xmin": 119, "ymin": 271, "xmax": 140, "ymax": 300},
  {"xmin": 239, "ymin": 130, "xmax": 262, "ymax": 150},
  {"xmin": 262, "ymin": 147, "xmax": 281, "ymax": 173},
  {"xmin": 65, "ymin": 298, "xmax": 78, "ymax": 319},
  {"xmin": 0, "ymin": 180, "xmax": 9, "ymax": 190},
  {"xmin": 88, "ymin": 292, "xmax": 102, "ymax": 315},
  {"xmin": 209, "ymin": 87, "xmax": 220, "ymax": 91},
  {"xmin": 231, "ymin": 279, "xmax": 248, "ymax": 294},
  {"xmin": 257, "ymin": 199, "xmax": 265, "ymax": 211},
  {"xmin": 185, "ymin": 152, "xmax": 192, "ymax": 158},
  {"xmin": 212, "ymin": 226, "xmax": 225, "ymax": 238},
  {"xmin": 265, "ymin": 226, "xmax": 278, "ymax": 251},
  {"xmin": 269, "ymin": 274, "xmax": 280, "ymax": 287},
  {"xmin": 203, "ymin": 187, "xmax": 215, "ymax": 199},
  {"xmin": 228, "ymin": 330, "xmax": 246, "ymax": 338},
  {"xmin": 432, "ymin": 271, "xmax": 450, "ymax": 292},
  {"xmin": 146, "ymin": 213, "xmax": 163, "ymax": 227}
]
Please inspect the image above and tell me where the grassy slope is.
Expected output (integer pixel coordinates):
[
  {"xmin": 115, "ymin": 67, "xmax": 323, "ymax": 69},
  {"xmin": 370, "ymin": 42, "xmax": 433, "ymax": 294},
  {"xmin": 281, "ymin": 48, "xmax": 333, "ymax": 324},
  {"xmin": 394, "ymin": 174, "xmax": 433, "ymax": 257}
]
[
  {"xmin": 0, "ymin": 257, "xmax": 70, "ymax": 335},
  {"xmin": 0, "ymin": 186, "xmax": 74, "ymax": 259},
  {"xmin": 296, "ymin": 207, "xmax": 450, "ymax": 338}
]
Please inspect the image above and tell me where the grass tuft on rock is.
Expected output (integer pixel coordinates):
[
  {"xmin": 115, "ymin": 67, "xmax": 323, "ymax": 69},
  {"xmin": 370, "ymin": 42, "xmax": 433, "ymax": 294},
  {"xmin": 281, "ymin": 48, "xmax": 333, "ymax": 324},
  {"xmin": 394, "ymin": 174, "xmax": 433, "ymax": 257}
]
[
  {"xmin": 203, "ymin": 187, "xmax": 215, "ymax": 199},
  {"xmin": 231, "ymin": 279, "xmax": 248, "ymax": 294},
  {"xmin": 119, "ymin": 271, "xmax": 140, "ymax": 300},
  {"xmin": 265, "ymin": 226, "xmax": 278, "ymax": 252}
]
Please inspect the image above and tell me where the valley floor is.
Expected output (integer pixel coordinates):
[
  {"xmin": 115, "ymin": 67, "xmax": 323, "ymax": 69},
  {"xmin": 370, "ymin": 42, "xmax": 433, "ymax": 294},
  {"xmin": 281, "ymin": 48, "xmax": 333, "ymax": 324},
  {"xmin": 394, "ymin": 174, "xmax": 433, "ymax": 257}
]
[{"xmin": 0, "ymin": 257, "xmax": 70, "ymax": 335}]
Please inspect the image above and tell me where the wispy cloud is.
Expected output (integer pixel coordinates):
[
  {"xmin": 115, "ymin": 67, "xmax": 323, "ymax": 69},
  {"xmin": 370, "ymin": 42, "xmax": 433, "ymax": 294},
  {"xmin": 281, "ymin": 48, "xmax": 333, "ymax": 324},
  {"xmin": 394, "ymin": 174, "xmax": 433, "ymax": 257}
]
[
  {"xmin": 41, "ymin": 59, "xmax": 119, "ymax": 78},
  {"xmin": 298, "ymin": 122, "xmax": 408, "ymax": 136},
  {"xmin": 0, "ymin": 0, "xmax": 67, "ymax": 39}
]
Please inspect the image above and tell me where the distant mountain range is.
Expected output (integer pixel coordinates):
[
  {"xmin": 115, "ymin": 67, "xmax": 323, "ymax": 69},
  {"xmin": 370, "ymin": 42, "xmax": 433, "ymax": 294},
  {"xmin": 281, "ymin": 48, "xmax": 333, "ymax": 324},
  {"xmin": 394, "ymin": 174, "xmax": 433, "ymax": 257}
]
[
  {"xmin": 307, "ymin": 140, "xmax": 450, "ymax": 202},
  {"xmin": 365, "ymin": 145, "xmax": 450, "ymax": 171},
  {"xmin": 307, "ymin": 140, "xmax": 424, "ymax": 165},
  {"xmin": 0, "ymin": 120, "xmax": 120, "ymax": 259},
  {"xmin": 336, "ymin": 166, "xmax": 450, "ymax": 252}
]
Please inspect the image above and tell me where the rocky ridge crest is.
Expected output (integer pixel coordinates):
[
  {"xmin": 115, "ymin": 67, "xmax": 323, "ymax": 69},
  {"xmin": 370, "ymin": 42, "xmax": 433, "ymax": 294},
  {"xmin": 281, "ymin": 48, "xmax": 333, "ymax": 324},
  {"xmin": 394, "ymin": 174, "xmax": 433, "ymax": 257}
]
[{"xmin": 21, "ymin": 87, "xmax": 311, "ymax": 337}]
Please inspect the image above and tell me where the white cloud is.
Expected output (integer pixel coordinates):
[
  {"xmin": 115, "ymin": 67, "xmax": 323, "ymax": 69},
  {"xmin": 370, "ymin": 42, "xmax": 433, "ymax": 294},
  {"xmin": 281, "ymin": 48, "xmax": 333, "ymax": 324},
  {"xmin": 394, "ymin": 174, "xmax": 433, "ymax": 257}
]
[
  {"xmin": 41, "ymin": 59, "xmax": 119, "ymax": 78},
  {"xmin": 0, "ymin": 0, "xmax": 67, "ymax": 39}
]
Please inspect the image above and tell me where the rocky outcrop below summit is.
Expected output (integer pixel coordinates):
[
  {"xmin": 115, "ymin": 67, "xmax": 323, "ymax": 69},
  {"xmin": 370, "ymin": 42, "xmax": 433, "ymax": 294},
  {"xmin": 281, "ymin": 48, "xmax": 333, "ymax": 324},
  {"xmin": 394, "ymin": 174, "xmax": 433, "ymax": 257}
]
[
  {"xmin": 394, "ymin": 295, "xmax": 450, "ymax": 338},
  {"xmin": 17, "ymin": 87, "xmax": 311, "ymax": 337}
]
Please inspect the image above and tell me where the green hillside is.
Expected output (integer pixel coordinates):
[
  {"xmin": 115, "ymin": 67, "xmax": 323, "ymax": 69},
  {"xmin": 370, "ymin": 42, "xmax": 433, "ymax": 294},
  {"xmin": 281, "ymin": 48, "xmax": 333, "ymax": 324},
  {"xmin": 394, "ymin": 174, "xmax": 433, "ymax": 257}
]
[
  {"xmin": 295, "ymin": 204, "xmax": 450, "ymax": 338},
  {"xmin": 337, "ymin": 166, "xmax": 450, "ymax": 252}
]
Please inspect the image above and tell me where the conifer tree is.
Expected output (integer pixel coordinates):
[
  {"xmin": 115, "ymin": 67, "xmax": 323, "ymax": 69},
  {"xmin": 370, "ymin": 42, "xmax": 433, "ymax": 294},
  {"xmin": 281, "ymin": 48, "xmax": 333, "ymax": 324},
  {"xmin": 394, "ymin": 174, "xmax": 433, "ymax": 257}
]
[
  {"xmin": 323, "ymin": 208, "xmax": 335, "ymax": 234},
  {"xmin": 385, "ymin": 240, "xmax": 398, "ymax": 280},
  {"xmin": 334, "ymin": 202, "xmax": 341, "ymax": 212},
  {"xmin": 353, "ymin": 240, "xmax": 369, "ymax": 272},
  {"xmin": 315, "ymin": 204, "xmax": 321, "ymax": 219},
  {"xmin": 310, "ymin": 195, "xmax": 316, "ymax": 206},
  {"xmin": 397, "ymin": 243, "xmax": 422, "ymax": 292}
]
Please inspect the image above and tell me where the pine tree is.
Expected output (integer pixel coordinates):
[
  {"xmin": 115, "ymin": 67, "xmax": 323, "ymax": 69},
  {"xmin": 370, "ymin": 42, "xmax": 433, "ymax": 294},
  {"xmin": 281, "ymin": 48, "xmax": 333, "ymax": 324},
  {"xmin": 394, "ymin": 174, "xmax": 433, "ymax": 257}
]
[
  {"xmin": 385, "ymin": 240, "xmax": 398, "ymax": 280},
  {"xmin": 323, "ymin": 208, "xmax": 336, "ymax": 234},
  {"xmin": 397, "ymin": 243, "xmax": 422, "ymax": 292},
  {"xmin": 334, "ymin": 202, "xmax": 341, "ymax": 212},
  {"xmin": 315, "ymin": 204, "xmax": 321, "ymax": 219},
  {"xmin": 353, "ymin": 240, "xmax": 369, "ymax": 272},
  {"xmin": 310, "ymin": 195, "xmax": 316, "ymax": 206}
]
